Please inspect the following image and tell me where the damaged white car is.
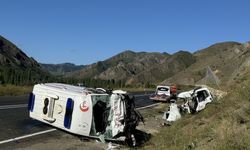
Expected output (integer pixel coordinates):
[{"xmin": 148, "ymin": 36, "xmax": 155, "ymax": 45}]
[
  {"xmin": 150, "ymin": 85, "xmax": 177, "ymax": 102},
  {"xmin": 28, "ymin": 83, "xmax": 143, "ymax": 146},
  {"xmin": 163, "ymin": 87, "xmax": 213, "ymax": 122}
]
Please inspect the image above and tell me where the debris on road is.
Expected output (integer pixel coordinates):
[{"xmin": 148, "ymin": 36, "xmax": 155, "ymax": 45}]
[
  {"xmin": 162, "ymin": 103, "xmax": 181, "ymax": 122},
  {"xmin": 107, "ymin": 142, "xmax": 121, "ymax": 150}
]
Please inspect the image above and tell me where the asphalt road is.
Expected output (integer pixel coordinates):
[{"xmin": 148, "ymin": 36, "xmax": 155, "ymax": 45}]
[
  {"xmin": 0, "ymin": 95, "xmax": 50, "ymax": 142},
  {"xmin": 0, "ymin": 95, "xmax": 29, "ymax": 105},
  {"xmin": 0, "ymin": 92, "xmax": 155, "ymax": 146}
]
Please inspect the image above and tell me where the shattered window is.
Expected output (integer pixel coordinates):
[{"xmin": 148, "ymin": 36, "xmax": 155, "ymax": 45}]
[
  {"xmin": 91, "ymin": 95, "xmax": 109, "ymax": 103},
  {"xmin": 197, "ymin": 90, "xmax": 209, "ymax": 102},
  {"xmin": 158, "ymin": 87, "xmax": 169, "ymax": 91},
  {"xmin": 203, "ymin": 90, "xmax": 209, "ymax": 98}
]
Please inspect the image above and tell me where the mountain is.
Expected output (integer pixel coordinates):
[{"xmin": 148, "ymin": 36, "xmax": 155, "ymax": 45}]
[
  {"xmin": 69, "ymin": 50, "xmax": 196, "ymax": 85},
  {"xmin": 40, "ymin": 63, "xmax": 85, "ymax": 76},
  {"xmin": 0, "ymin": 35, "xmax": 50, "ymax": 84},
  {"xmin": 69, "ymin": 41, "xmax": 249, "ymax": 87},
  {"xmin": 162, "ymin": 41, "xmax": 250, "ymax": 87},
  {"xmin": 0, "ymin": 35, "xmax": 40, "ymax": 68},
  {"xmin": 127, "ymin": 51, "xmax": 196, "ymax": 85},
  {"xmin": 2, "ymin": 33, "xmax": 248, "ymax": 88}
]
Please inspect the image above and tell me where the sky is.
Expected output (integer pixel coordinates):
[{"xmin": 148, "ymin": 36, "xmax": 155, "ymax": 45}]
[{"xmin": 0, "ymin": 0, "xmax": 250, "ymax": 65}]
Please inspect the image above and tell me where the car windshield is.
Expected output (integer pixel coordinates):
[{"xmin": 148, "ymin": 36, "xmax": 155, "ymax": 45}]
[{"xmin": 158, "ymin": 87, "xmax": 169, "ymax": 91}]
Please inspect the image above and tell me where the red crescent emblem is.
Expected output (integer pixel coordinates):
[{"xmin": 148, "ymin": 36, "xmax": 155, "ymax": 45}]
[{"xmin": 80, "ymin": 101, "xmax": 89, "ymax": 112}]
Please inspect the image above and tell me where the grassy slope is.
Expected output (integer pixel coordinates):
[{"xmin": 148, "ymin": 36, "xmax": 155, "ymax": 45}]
[
  {"xmin": 141, "ymin": 78, "xmax": 250, "ymax": 150},
  {"xmin": 163, "ymin": 42, "xmax": 249, "ymax": 88},
  {"xmin": 0, "ymin": 85, "xmax": 32, "ymax": 96}
]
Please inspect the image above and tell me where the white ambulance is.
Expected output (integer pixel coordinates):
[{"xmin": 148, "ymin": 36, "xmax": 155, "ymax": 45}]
[{"xmin": 28, "ymin": 83, "xmax": 142, "ymax": 146}]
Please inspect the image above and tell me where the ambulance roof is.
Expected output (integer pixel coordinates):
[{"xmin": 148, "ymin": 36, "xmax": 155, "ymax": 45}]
[{"xmin": 40, "ymin": 83, "xmax": 104, "ymax": 94}]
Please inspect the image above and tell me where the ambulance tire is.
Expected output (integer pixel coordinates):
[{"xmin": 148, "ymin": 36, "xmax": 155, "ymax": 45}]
[{"xmin": 125, "ymin": 133, "xmax": 136, "ymax": 147}]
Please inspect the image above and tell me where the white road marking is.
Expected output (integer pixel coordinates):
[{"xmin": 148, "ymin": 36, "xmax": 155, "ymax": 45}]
[
  {"xmin": 0, "ymin": 104, "xmax": 27, "ymax": 110},
  {"xmin": 0, "ymin": 129, "xmax": 57, "ymax": 145},
  {"xmin": 136, "ymin": 103, "xmax": 159, "ymax": 110},
  {"xmin": 133, "ymin": 93, "xmax": 152, "ymax": 97}
]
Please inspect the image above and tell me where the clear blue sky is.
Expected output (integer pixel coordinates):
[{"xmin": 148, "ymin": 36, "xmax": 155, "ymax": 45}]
[{"xmin": 1, "ymin": 0, "xmax": 249, "ymax": 65}]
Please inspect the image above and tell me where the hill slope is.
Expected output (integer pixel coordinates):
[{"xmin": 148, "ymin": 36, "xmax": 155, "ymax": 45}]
[
  {"xmin": 40, "ymin": 63, "xmax": 85, "ymax": 76},
  {"xmin": 0, "ymin": 35, "xmax": 40, "ymax": 68},
  {"xmin": 69, "ymin": 50, "xmax": 196, "ymax": 85},
  {"xmin": 143, "ymin": 72, "xmax": 250, "ymax": 149},
  {"xmin": 162, "ymin": 41, "xmax": 250, "ymax": 87},
  {"xmin": 143, "ymin": 45, "xmax": 250, "ymax": 149},
  {"xmin": 0, "ymin": 35, "xmax": 50, "ymax": 84},
  {"xmin": 41, "ymin": 40, "xmax": 249, "ymax": 88}
]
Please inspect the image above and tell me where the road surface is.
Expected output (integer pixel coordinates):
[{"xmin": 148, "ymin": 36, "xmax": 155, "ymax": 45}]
[{"xmin": 0, "ymin": 92, "xmax": 156, "ymax": 148}]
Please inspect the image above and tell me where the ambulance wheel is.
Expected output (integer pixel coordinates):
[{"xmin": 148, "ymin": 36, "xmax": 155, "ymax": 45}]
[{"xmin": 125, "ymin": 134, "xmax": 136, "ymax": 147}]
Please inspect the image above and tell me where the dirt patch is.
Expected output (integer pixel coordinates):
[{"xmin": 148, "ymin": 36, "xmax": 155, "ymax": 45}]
[{"xmin": 137, "ymin": 104, "xmax": 168, "ymax": 135}]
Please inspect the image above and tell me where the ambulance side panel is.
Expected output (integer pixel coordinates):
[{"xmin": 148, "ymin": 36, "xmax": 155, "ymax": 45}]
[{"xmin": 29, "ymin": 84, "xmax": 93, "ymax": 136}]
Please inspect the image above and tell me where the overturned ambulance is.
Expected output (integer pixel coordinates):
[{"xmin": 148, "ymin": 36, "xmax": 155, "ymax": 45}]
[
  {"xmin": 28, "ymin": 83, "xmax": 143, "ymax": 146},
  {"xmin": 163, "ymin": 87, "xmax": 213, "ymax": 122}
]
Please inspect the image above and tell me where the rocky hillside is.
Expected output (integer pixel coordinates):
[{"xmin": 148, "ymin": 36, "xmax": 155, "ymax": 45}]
[
  {"xmin": 162, "ymin": 41, "xmax": 250, "ymax": 87},
  {"xmin": 0, "ymin": 35, "xmax": 40, "ymax": 68},
  {"xmin": 0, "ymin": 35, "xmax": 50, "ymax": 84},
  {"xmin": 70, "ymin": 50, "xmax": 196, "ymax": 85},
  {"xmin": 69, "ymin": 41, "xmax": 249, "ymax": 87},
  {"xmin": 40, "ymin": 63, "xmax": 85, "ymax": 76},
  {"xmin": 127, "ymin": 51, "xmax": 196, "ymax": 85}
]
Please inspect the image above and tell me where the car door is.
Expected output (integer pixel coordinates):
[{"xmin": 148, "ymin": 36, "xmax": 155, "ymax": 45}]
[{"xmin": 195, "ymin": 89, "xmax": 208, "ymax": 111}]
